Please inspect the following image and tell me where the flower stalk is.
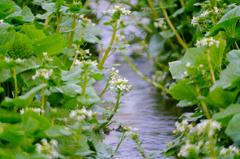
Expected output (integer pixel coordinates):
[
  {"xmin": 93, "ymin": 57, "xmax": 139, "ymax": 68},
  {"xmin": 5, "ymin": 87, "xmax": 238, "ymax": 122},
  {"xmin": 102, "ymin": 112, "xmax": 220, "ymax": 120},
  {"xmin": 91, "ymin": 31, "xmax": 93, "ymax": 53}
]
[
  {"xmin": 158, "ymin": 0, "xmax": 188, "ymax": 50},
  {"xmin": 98, "ymin": 20, "xmax": 118, "ymax": 69}
]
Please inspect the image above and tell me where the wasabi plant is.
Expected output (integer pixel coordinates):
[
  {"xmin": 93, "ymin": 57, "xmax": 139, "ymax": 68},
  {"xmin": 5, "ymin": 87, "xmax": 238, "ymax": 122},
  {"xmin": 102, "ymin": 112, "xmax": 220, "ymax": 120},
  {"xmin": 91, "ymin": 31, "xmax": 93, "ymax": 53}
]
[{"xmin": 0, "ymin": 0, "xmax": 137, "ymax": 158}]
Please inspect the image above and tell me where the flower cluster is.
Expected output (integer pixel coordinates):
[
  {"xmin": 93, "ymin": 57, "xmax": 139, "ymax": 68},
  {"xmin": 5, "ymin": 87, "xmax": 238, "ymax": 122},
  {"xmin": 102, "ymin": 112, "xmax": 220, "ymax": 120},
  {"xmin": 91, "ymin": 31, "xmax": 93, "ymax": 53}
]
[
  {"xmin": 220, "ymin": 146, "xmax": 239, "ymax": 156},
  {"xmin": 115, "ymin": 34, "xmax": 125, "ymax": 41},
  {"xmin": 191, "ymin": 16, "xmax": 199, "ymax": 26},
  {"xmin": 43, "ymin": 52, "xmax": 53, "ymax": 62},
  {"xmin": 154, "ymin": 20, "xmax": 167, "ymax": 29},
  {"xmin": 5, "ymin": 57, "xmax": 25, "ymax": 63},
  {"xmin": 103, "ymin": 5, "xmax": 131, "ymax": 15},
  {"xmin": 74, "ymin": 59, "xmax": 98, "ymax": 66},
  {"xmin": 35, "ymin": 139, "xmax": 58, "ymax": 159},
  {"xmin": 20, "ymin": 107, "xmax": 45, "ymax": 115},
  {"xmin": 109, "ymin": 67, "xmax": 132, "ymax": 91},
  {"xmin": 172, "ymin": 120, "xmax": 226, "ymax": 158},
  {"xmin": 69, "ymin": 107, "xmax": 93, "ymax": 121},
  {"xmin": 195, "ymin": 37, "xmax": 220, "ymax": 48},
  {"xmin": 32, "ymin": 68, "xmax": 53, "ymax": 80},
  {"xmin": 79, "ymin": 15, "xmax": 95, "ymax": 26},
  {"xmin": 191, "ymin": 7, "xmax": 224, "ymax": 26}
]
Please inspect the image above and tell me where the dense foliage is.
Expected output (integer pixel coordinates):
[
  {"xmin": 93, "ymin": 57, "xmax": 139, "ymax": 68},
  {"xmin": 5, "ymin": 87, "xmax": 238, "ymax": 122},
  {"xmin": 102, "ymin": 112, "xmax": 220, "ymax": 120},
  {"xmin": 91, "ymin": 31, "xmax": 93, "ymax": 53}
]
[
  {"xmin": 2, "ymin": 0, "xmax": 240, "ymax": 158},
  {"xmin": 0, "ymin": 0, "xmax": 146, "ymax": 158}
]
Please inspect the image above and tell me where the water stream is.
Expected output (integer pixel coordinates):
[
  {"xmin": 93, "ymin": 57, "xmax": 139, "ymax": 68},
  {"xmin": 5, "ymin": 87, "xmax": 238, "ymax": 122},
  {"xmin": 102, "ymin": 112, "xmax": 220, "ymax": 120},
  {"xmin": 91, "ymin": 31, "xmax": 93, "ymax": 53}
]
[
  {"xmin": 90, "ymin": 1, "xmax": 189, "ymax": 158},
  {"xmin": 95, "ymin": 55, "xmax": 188, "ymax": 159}
]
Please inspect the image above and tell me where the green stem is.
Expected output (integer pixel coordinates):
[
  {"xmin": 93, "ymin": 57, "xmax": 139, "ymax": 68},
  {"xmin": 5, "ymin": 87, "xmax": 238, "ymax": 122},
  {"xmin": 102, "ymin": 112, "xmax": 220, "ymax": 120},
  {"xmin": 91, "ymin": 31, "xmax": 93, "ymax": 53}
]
[
  {"xmin": 207, "ymin": 49, "xmax": 216, "ymax": 84},
  {"xmin": 41, "ymin": 80, "xmax": 45, "ymax": 112},
  {"xmin": 180, "ymin": 0, "xmax": 185, "ymax": 7},
  {"xmin": 55, "ymin": 12, "xmax": 63, "ymax": 34},
  {"xmin": 97, "ymin": 92, "xmax": 121, "ymax": 131},
  {"xmin": 111, "ymin": 136, "xmax": 125, "ymax": 158},
  {"xmin": 99, "ymin": 83, "xmax": 109, "ymax": 97},
  {"xmin": 195, "ymin": 84, "xmax": 211, "ymax": 119},
  {"xmin": 83, "ymin": 0, "xmax": 91, "ymax": 9},
  {"xmin": 146, "ymin": 0, "xmax": 159, "ymax": 18},
  {"xmin": 68, "ymin": 12, "xmax": 77, "ymax": 49},
  {"xmin": 120, "ymin": 51, "xmax": 170, "ymax": 93},
  {"xmin": 158, "ymin": 0, "xmax": 188, "ymax": 50},
  {"xmin": 12, "ymin": 67, "xmax": 18, "ymax": 98},
  {"xmin": 135, "ymin": 139, "xmax": 148, "ymax": 159},
  {"xmin": 44, "ymin": 12, "xmax": 51, "ymax": 30},
  {"xmin": 235, "ymin": 42, "xmax": 240, "ymax": 50},
  {"xmin": 98, "ymin": 20, "xmax": 118, "ymax": 69},
  {"xmin": 81, "ymin": 69, "xmax": 88, "ymax": 97},
  {"xmin": 70, "ymin": 28, "xmax": 84, "ymax": 69}
]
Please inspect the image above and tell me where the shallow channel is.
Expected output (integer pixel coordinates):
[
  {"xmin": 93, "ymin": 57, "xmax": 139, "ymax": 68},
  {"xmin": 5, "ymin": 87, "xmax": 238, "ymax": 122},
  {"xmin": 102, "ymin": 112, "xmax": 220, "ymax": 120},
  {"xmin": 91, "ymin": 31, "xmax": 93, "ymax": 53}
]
[
  {"xmin": 95, "ymin": 55, "xmax": 187, "ymax": 159},
  {"xmin": 91, "ymin": 1, "xmax": 188, "ymax": 158}
]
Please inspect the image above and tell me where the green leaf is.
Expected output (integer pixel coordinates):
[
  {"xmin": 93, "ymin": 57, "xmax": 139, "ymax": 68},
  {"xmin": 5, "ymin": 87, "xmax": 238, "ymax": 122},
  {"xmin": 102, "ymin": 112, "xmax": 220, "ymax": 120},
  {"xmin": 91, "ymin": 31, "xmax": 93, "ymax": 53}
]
[
  {"xmin": 0, "ymin": 30, "xmax": 15, "ymax": 58},
  {"xmin": 199, "ymin": 87, "xmax": 239, "ymax": 108},
  {"xmin": 0, "ymin": 123, "xmax": 24, "ymax": 145},
  {"xmin": 82, "ymin": 34, "xmax": 101, "ymax": 44},
  {"xmin": 21, "ymin": 24, "xmax": 47, "ymax": 41},
  {"xmin": 23, "ymin": 110, "xmax": 51, "ymax": 132},
  {"xmin": 0, "ymin": 3, "xmax": 15, "ymax": 19},
  {"xmin": 33, "ymin": 34, "xmax": 67, "ymax": 58},
  {"xmin": 0, "ymin": 108, "xmax": 21, "ymax": 123},
  {"xmin": 211, "ymin": 60, "xmax": 240, "ymax": 90},
  {"xmin": 1, "ymin": 84, "xmax": 48, "ymax": 108},
  {"xmin": 212, "ymin": 104, "xmax": 240, "ymax": 127},
  {"xmin": 36, "ymin": 12, "xmax": 53, "ymax": 19},
  {"xmin": 42, "ymin": 3, "xmax": 57, "ymax": 12},
  {"xmin": 210, "ymin": 6, "xmax": 240, "ymax": 35},
  {"xmin": 227, "ymin": 50, "xmax": 240, "ymax": 63},
  {"xmin": 181, "ymin": 47, "xmax": 204, "ymax": 66},
  {"xmin": 148, "ymin": 33, "xmax": 166, "ymax": 57},
  {"xmin": 170, "ymin": 79, "xmax": 198, "ymax": 103},
  {"xmin": 5, "ymin": 6, "xmax": 34, "ymax": 23},
  {"xmin": 45, "ymin": 125, "xmax": 71, "ymax": 137},
  {"xmin": 77, "ymin": 87, "xmax": 101, "ymax": 106},
  {"xmin": 170, "ymin": 7, "xmax": 184, "ymax": 18},
  {"xmin": 160, "ymin": 30, "xmax": 175, "ymax": 38},
  {"xmin": 169, "ymin": 61, "xmax": 186, "ymax": 80},
  {"xmin": 0, "ymin": 68, "xmax": 11, "ymax": 83},
  {"xmin": 59, "ymin": 84, "xmax": 82, "ymax": 97},
  {"xmin": 22, "ymin": 115, "xmax": 40, "ymax": 134},
  {"xmin": 225, "ymin": 113, "xmax": 240, "ymax": 142}
]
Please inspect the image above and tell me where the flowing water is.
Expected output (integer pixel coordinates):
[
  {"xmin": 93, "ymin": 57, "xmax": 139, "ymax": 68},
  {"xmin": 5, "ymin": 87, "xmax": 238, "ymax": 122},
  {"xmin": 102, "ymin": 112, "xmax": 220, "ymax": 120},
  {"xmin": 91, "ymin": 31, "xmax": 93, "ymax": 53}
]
[
  {"xmin": 90, "ymin": 1, "xmax": 190, "ymax": 158},
  {"xmin": 95, "ymin": 56, "xmax": 188, "ymax": 158}
]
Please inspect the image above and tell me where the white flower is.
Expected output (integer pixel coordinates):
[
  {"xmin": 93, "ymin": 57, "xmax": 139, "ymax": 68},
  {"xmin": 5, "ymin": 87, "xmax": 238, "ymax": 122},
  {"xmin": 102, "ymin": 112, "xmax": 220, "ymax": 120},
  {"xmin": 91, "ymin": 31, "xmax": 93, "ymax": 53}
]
[
  {"xmin": 133, "ymin": 128, "xmax": 138, "ymax": 132},
  {"xmin": 69, "ymin": 110, "xmax": 77, "ymax": 118},
  {"xmin": 199, "ymin": 64, "xmax": 203, "ymax": 67},
  {"xmin": 154, "ymin": 20, "xmax": 167, "ymax": 29},
  {"xmin": 20, "ymin": 109, "xmax": 24, "ymax": 115},
  {"xmin": 0, "ymin": 19, "xmax": 3, "ymax": 23},
  {"xmin": 186, "ymin": 62, "xmax": 191, "ymax": 67},
  {"xmin": 200, "ymin": 10, "xmax": 210, "ymax": 17},
  {"xmin": 195, "ymin": 37, "xmax": 219, "ymax": 48},
  {"xmin": 220, "ymin": 147, "xmax": 227, "ymax": 155},
  {"xmin": 191, "ymin": 16, "xmax": 199, "ymax": 26},
  {"xmin": 214, "ymin": 7, "xmax": 219, "ymax": 13},
  {"xmin": 35, "ymin": 143, "xmax": 42, "ymax": 153},
  {"xmin": 41, "ymin": 139, "xmax": 48, "ymax": 145},
  {"xmin": 103, "ymin": 5, "xmax": 131, "ymax": 16},
  {"xmin": 50, "ymin": 140, "xmax": 58, "ymax": 147},
  {"xmin": 184, "ymin": 71, "xmax": 188, "ymax": 76},
  {"xmin": 43, "ymin": 52, "xmax": 47, "ymax": 56}
]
